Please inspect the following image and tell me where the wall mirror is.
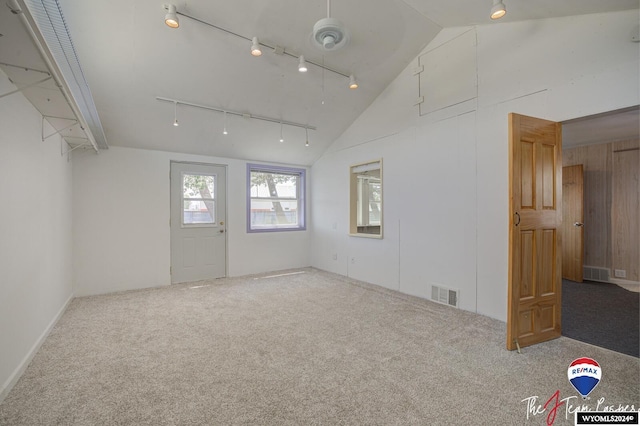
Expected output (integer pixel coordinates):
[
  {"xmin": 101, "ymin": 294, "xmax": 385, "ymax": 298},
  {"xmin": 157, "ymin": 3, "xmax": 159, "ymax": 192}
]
[{"xmin": 349, "ymin": 159, "xmax": 383, "ymax": 238}]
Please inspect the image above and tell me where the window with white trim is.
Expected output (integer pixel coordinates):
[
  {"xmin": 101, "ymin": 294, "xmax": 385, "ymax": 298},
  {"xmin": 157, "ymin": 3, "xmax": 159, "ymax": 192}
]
[{"xmin": 247, "ymin": 164, "xmax": 305, "ymax": 232}]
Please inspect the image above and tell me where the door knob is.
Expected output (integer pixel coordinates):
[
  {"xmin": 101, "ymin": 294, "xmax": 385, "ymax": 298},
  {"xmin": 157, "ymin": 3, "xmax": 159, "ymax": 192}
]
[{"xmin": 573, "ymin": 222, "xmax": 584, "ymax": 227}]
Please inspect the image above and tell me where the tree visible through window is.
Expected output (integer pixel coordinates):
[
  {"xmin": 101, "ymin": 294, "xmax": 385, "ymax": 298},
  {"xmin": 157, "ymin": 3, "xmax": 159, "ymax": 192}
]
[
  {"xmin": 182, "ymin": 173, "xmax": 216, "ymax": 225},
  {"xmin": 247, "ymin": 164, "xmax": 305, "ymax": 232}
]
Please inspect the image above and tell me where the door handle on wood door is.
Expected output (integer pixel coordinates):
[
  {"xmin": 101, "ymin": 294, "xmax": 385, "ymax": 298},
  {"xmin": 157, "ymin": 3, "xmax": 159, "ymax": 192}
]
[
  {"xmin": 514, "ymin": 212, "xmax": 521, "ymax": 227},
  {"xmin": 573, "ymin": 222, "xmax": 584, "ymax": 227}
]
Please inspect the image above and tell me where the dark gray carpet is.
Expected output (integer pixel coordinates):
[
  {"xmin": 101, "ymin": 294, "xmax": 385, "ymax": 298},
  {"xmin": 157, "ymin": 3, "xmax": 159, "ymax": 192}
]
[{"xmin": 562, "ymin": 279, "xmax": 639, "ymax": 358}]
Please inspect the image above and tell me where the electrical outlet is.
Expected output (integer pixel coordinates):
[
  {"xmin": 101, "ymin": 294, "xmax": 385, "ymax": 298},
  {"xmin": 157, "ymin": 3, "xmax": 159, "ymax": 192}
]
[{"xmin": 614, "ymin": 269, "xmax": 627, "ymax": 278}]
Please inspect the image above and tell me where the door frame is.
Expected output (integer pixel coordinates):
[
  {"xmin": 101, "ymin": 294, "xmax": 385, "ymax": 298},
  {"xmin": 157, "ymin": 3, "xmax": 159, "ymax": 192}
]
[{"xmin": 170, "ymin": 160, "xmax": 229, "ymax": 282}]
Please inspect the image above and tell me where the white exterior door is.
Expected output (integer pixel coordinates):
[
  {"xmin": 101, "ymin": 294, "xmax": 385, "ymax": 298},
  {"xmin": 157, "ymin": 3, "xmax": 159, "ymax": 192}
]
[{"xmin": 170, "ymin": 162, "xmax": 227, "ymax": 283}]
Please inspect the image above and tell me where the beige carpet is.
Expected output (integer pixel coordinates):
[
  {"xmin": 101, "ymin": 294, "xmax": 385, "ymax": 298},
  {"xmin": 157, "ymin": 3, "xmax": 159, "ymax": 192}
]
[
  {"xmin": 616, "ymin": 282, "xmax": 640, "ymax": 293},
  {"xmin": 1, "ymin": 268, "xmax": 638, "ymax": 425}
]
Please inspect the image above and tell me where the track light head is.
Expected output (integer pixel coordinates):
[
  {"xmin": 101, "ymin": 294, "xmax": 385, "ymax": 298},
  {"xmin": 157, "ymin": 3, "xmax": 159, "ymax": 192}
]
[
  {"xmin": 298, "ymin": 55, "xmax": 308, "ymax": 73},
  {"xmin": 305, "ymin": 127, "xmax": 309, "ymax": 147},
  {"xmin": 349, "ymin": 74, "xmax": 358, "ymax": 90},
  {"xmin": 164, "ymin": 4, "xmax": 179, "ymax": 28},
  {"xmin": 173, "ymin": 101, "xmax": 179, "ymax": 126},
  {"xmin": 490, "ymin": 0, "xmax": 506, "ymax": 20},
  {"xmin": 251, "ymin": 37, "xmax": 262, "ymax": 56}
]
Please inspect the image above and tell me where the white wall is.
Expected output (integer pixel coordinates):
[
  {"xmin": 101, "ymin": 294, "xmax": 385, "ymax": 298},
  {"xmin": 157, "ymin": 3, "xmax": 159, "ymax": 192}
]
[
  {"xmin": 0, "ymin": 76, "xmax": 74, "ymax": 401},
  {"xmin": 72, "ymin": 146, "xmax": 310, "ymax": 296},
  {"xmin": 311, "ymin": 10, "xmax": 640, "ymax": 321}
]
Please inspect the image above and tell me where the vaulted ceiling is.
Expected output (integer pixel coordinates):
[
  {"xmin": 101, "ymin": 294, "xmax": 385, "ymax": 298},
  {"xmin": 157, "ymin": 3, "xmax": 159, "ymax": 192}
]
[{"xmin": 1, "ymin": 0, "xmax": 638, "ymax": 165}]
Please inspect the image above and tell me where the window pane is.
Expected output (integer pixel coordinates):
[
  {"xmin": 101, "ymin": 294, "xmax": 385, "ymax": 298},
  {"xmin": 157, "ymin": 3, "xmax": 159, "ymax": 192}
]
[
  {"xmin": 183, "ymin": 174, "xmax": 215, "ymax": 199},
  {"xmin": 369, "ymin": 182, "xmax": 381, "ymax": 225},
  {"xmin": 250, "ymin": 200, "xmax": 298, "ymax": 228},
  {"xmin": 247, "ymin": 165, "xmax": 305, "ymax": 232},
  {"xmin": 184, "ymin": 200, "xmax": 215, "ymax": 225},
  {"xmin": 182, "ymin": 173, "xmax": 215, "ymax": 225},
  {"xmin": 250, "ymin": 172, "xmax": 297, "ymax": 199}
]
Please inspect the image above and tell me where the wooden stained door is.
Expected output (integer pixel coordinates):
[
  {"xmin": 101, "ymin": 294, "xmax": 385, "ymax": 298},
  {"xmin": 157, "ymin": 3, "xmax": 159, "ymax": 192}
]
[
  {"xmin": 562, "ymin": 165, "xmax": 584, "ymax": 282},
  {"xmin": 507, "ymin": 113, "xmax": 562, "ymax": 351}
]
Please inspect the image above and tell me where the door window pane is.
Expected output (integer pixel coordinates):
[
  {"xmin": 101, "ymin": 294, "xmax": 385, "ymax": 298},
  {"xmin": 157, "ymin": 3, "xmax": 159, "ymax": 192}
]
[{"xmin": 183, "ymin": 173, "xmax": 216, "ymax": 225}]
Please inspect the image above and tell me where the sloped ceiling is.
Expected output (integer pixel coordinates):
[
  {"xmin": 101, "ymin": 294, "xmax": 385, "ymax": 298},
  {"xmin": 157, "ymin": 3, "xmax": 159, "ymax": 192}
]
[{"xmin": 2, "ymin": 0, "xmax": 638, "ymax": 165}]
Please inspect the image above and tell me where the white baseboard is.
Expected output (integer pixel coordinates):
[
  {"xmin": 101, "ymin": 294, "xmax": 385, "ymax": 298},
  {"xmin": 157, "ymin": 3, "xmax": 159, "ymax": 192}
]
[{"xmin": 0, "ymin": 293, "xmax": 74, "ymax": 404}]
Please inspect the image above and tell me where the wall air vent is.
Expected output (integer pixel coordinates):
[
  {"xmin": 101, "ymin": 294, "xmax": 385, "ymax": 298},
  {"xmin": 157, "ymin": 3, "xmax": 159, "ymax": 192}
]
[
  {"xmin": 431, "ymin": 284, "xmax": 459, "ymax": 308},
  {"xmin": 583, "ymin": 266, "xmax": 610, "ymax": 283}
]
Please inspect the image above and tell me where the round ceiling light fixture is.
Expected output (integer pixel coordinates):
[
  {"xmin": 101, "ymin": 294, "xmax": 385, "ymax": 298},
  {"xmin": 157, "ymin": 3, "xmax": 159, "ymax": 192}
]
[
  {"xmin": 312, "ymin": 17, "xmax": 349, "ymax": 51},
  {"xmin": 311, "ymin": 0, "xmax": 349, "ymax": 52}
]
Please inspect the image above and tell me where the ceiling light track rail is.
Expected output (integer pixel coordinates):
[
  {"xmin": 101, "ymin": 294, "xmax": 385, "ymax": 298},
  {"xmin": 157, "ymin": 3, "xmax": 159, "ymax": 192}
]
[
  {"xmin": 156, "ymin": 96, "xmax": 316, "ymax": 131},
  {"xmin": 173, "ymin": 10, "xmax": 352, "ymax": 80}
]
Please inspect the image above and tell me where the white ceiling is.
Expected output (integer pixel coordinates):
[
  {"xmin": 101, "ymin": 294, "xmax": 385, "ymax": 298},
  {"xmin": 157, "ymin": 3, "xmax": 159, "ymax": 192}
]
[{"xmin": 1, "ymin": 0, "xmax": 638, "ymax": 165}]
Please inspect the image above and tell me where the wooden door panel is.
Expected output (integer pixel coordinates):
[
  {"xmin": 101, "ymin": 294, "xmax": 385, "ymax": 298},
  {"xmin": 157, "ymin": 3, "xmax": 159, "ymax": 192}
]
[
  {"xmin": 539, "ymin": 229, "xmax": 556, "ymax": 295},
  {"xmin": 521, "ymin": 142, "xmax": 535, "ymax": 209},
  {"xmin": 519, "ymin": 310, "xmax": 535, "ymax": 336},
  {"xmin": 520, "ymin": 231, "xmax": 535, "ymax": 299},
  {"xmin": 539, "ymin": 304, "xmax": 556, "ymax": 332},
  {"xmin": 519, "ymin": 211, "xmax": 557, "ymax": 229},
  {"xmin": 541, "ymin": 144, "xmax": 556, "ymax": 209},
  {"xmin": 508, "ymin": 113, "xmax": 562, "ymax": 351}
]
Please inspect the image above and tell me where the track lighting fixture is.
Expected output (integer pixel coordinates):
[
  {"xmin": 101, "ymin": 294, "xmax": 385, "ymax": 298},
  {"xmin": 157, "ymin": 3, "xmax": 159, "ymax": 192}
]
[
  {"xmin": 157, "ymin": 97, "xmax": 316, "ymax": 148},
  {"xmin": 173, "ymin": 101, "xmax": 179, "ymax": 126},
  {"xmin": 490, "ymin": 0, "xmax": 506, "ymax": 20},
  {"xmin": 163, "ymin": 10, "xmax": 358, "ymax": 90},
  {"xmin": 251, "ymin": 37, "xmax": 262, "ymax": 56},
  {"xmin": 164, "ymin": 4, "xmax": 179, "ymax": 28},
  {"xmin": 223, "ymin": 111, "xmax": 228, "ymax": 134},
  {"xmin": 298, "ymin": 55, "xmax": 308, "ymax": 73},
  {"xmin": 349, "ymin": 74, "xmax": 358, "ymax": 90}
]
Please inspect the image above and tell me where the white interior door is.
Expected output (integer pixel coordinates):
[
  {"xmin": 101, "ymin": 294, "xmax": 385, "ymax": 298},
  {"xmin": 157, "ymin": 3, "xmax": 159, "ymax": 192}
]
[{"xmin": 171, "ymin": 162, "xmax": 227, "ymax": 283}]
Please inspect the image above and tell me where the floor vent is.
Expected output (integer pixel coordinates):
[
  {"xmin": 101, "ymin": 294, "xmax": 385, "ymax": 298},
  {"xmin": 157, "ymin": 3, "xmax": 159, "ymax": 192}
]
[
  {"xmin": 583, "ymin": 266, "xmax": 610, "ymax": 283},
  {"xmin": 431, "ymin": 284, "xmax": 459, "ymax": 308}
]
